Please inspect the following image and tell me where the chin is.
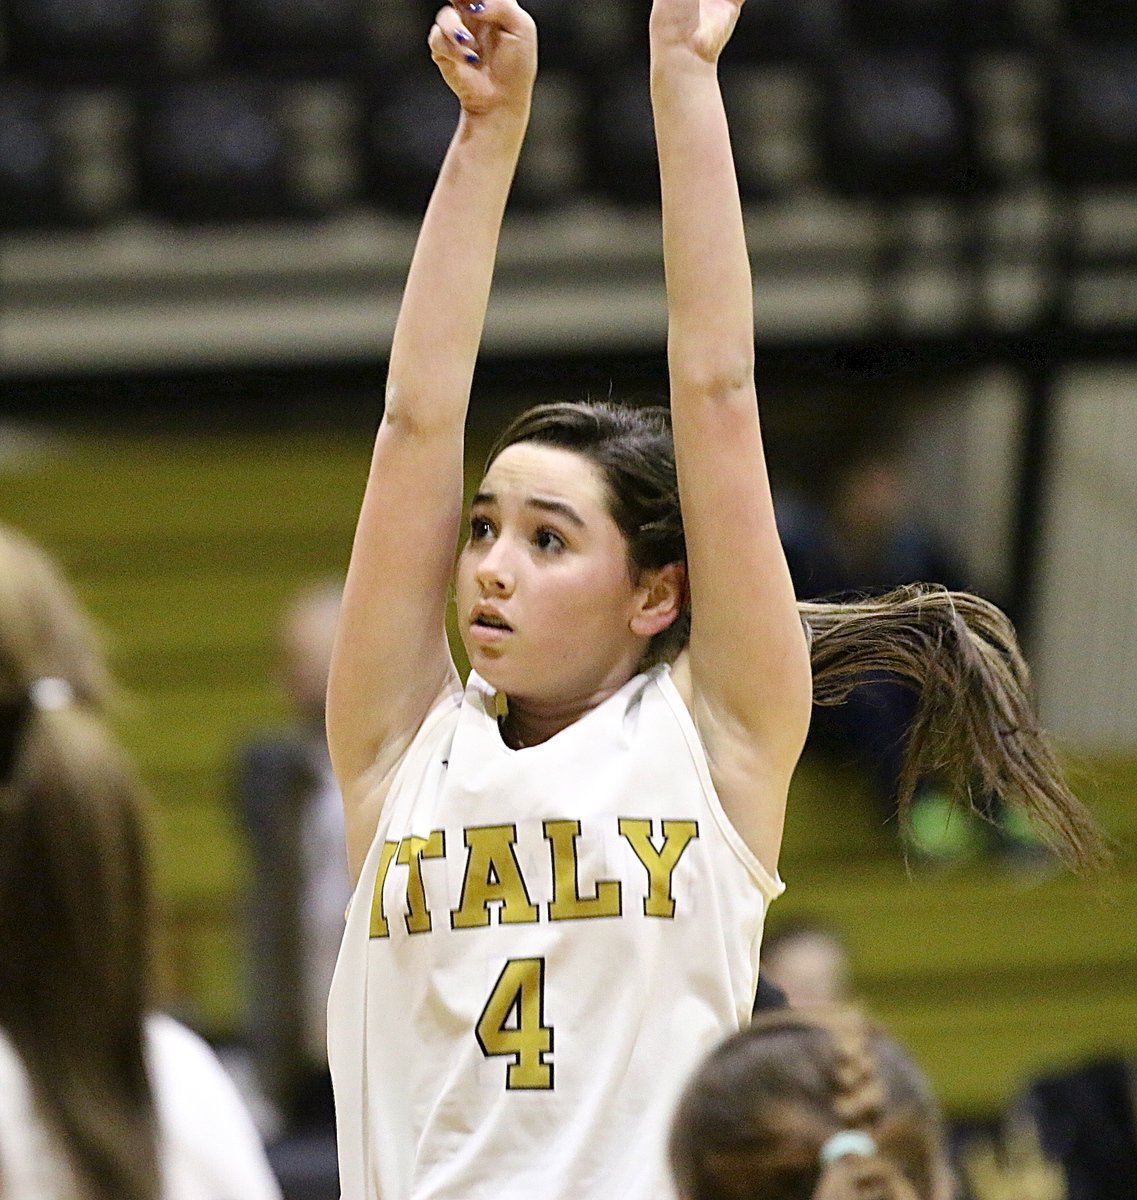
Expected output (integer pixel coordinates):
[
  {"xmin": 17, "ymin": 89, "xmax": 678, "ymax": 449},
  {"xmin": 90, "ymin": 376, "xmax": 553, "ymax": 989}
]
[
  {"xmin": 471, "ymin": 661, "xmax": 504, "ymax": 689},
  {"xmin": 469, "ymin": 656, "xmax": 541, "ymax": 706},
  {"xmin": 464, "ymin": 646, "xmax": 508, "ymax": 686}
]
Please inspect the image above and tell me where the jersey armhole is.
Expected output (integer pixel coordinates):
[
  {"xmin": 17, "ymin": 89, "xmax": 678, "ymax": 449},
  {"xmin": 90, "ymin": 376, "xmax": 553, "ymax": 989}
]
[
  {"xmin": 344, "ymin": 686, "xmax": 464, "ymax": 914},
  {"xmin": 655, "ymin": 667, "xmax": 786, "ymax": 903}
]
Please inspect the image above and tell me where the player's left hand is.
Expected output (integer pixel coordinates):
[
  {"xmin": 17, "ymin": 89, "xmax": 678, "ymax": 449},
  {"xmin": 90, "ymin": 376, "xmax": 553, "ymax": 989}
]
[{"xmin": 649, "ymin": 0, "xmax": 745, "ymax": 64}]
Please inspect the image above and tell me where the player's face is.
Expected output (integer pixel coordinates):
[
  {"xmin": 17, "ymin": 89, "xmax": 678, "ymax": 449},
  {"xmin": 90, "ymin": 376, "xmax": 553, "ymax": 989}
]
[{"xmin": 456, "ymin": 442, "xmax": 650, "ymax": 706}]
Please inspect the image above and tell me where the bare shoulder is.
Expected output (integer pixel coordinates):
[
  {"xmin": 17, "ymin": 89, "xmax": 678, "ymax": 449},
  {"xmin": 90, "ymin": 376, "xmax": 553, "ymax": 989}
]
[
  {"xmin": 668, "ymin": 650, "xmax": 793, "ymax": 876},
  {"xmin": 342, "ymin": 675, "xmax": 464, "ymax": 884}
]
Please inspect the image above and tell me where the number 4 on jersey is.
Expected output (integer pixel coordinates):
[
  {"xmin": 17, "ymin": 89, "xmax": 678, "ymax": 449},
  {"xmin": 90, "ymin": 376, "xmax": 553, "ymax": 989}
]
[{"xmin": 476, "ymin": 957, "xmax": 554, "ymax": 1089}]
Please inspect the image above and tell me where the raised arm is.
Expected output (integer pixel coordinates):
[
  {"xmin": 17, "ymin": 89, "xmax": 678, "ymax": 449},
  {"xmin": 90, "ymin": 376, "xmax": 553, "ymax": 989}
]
[
  {"xmin": 328, "ymin": 0, "xmax": 537, "ymax": 876},
  {"xmin": 649, "ymin": 0, "xmax": 811, "ymax": 869}
]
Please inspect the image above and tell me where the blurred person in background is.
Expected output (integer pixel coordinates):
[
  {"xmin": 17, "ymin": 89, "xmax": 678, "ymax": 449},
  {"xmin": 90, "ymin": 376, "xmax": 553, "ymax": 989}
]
[
  {"xmin": 998, "ymin": 1054, "xmax": 1137, "ymax": 1200},
  {"xmin": 670, "ymin": 1004, "xmax": 957, "ymax": 1200},
  {"xmin": 0, "ymin": 523, "xmax": 282, "ymax": 1200},
  {"xmin": 231, "ymin": 578, "xmax": 347, "ymax": 1199},
  {"xmin": 758, "ymin": 916, "xmax": 853, "ymax": 1011},
  {"xmin": 812, "ymin": 442, "xmax": 981, "ymax": 864},
  {"xmin": 782, "ymin": 440, "xmax": 1046, "ymax": 866},
  {"xmin": 824, "ymin": 441, "xmax": 965, "ymax": 603}
]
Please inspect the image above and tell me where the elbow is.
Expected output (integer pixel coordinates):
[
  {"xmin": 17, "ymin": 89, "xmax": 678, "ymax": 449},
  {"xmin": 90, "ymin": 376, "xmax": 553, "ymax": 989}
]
[
  {"xmin": 381, "ymin": 373, "xmax": 471, "ymax": 440},
  {"xmin": 380, "ymin": 382, "xmax": 429, "ymax": 439},
  {"xmin": 669, "ymin": 357, "xmax": 756, "ymax": 410}
]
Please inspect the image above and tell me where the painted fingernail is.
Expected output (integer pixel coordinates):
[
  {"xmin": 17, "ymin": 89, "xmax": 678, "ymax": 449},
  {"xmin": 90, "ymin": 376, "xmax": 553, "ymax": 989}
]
[
  {"xmin": 453, "ymin": 28, "xmax": 471, "ymax": 42},
  {"xmin": 465, "ymin": 51, "xmax": 479, "ymax": 62},
  {"xmin": 466, "ymin": 2, "xmax": 485, "ymax": 12}
]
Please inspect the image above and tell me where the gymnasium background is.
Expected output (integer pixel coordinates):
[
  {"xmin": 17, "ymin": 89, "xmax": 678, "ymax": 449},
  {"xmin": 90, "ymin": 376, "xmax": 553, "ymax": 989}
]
[{"xmin": 1, "ymin": 0, "xmax": 1134, "ymax": 1185}]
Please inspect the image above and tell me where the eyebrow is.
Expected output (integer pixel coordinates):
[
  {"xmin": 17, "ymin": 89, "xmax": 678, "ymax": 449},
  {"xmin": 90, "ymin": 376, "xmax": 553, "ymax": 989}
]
[{"xmin": 471, "ymin": 492, "xmax": 587, "ymax": 529}]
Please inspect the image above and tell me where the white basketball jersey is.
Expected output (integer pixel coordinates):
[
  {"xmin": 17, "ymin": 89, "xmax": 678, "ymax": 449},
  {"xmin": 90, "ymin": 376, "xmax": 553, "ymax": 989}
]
[{"xmin": 327, "ymin": 663, "xmax": 784, "ymax": 1200}]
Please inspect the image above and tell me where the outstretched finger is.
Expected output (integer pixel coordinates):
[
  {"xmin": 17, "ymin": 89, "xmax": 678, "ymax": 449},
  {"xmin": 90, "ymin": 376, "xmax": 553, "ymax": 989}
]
[
  {"xmin": 431, "ymin": 5, "xmax": 481, "ymax": 66},
  {"xmin": 451, "ymin": 0, "xmax": 536, "ymax": 43}
]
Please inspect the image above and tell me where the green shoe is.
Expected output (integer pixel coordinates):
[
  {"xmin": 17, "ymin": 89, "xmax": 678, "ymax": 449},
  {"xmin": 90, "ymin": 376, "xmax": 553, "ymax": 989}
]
[
  {"xmin": 907, "ymin": 789, "xmax": 988, "ymax": 863},
  {"xmin": 997, "ymin": 805, "xmax": 1058, "ymax": 874}
]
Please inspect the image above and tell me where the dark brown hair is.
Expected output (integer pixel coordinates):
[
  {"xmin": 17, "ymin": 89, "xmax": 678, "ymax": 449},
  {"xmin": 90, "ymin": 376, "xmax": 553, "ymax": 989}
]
[
  {"xmin": 487, "ymin": 400, "xmax": 689, "ymax": 664},
  {"xmin": 802, "ymin": 586, "xmax": 1107, "ymax": 870},
  {"xmin": 669, "ymin": 1006, "xmax": 954, "ymax": 1200},
  {"xmin": 486, "ymin": 402, "xmax": 1108, "ymax": 871},
  {"xmin": 0, "ymin": 524, "xmax": 160, "ymax": 1200}
]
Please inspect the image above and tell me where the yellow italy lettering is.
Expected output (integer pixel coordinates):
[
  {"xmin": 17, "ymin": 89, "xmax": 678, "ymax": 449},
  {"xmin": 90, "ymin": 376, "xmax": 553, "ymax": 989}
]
[
  {"xmin": 543, "ymin": 819, "xmax": 622, "ymax": 921},
  {"xmin": 451, "ymin": 824, "xmax": 539, "ymax": 929},
  {"xmin": 397, "ymin": 830, "xmax": 445, "ymax": 934},
  {"xmin": 619, "ymin": 818, "xmax": 699, "ymax": 917},
  {"xmin": 368, "ymin": 841, "xmax": 400, "ymax": 939}
]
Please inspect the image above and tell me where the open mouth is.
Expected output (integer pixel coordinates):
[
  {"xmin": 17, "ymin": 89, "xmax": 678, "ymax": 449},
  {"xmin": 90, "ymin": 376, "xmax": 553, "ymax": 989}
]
[{"xmin": 472, "ymin": 610, "xmax": 513, "ymax": 632}]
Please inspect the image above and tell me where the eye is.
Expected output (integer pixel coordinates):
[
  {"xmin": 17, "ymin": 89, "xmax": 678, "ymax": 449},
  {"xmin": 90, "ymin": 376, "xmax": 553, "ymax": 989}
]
[
  {"xmin": 534, "ymin": 528, "xmax": 566, "ymax": 553},
  {"xmin": 469, "ymin": 515, "xmax": 494, "ymax": 541}
]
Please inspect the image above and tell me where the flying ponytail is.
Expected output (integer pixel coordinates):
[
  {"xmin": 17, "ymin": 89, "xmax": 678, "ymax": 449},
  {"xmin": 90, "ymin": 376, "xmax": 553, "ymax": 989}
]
[{"xmin": 800, "ymin": 584, "xmax": 1108, "ymax": 870}]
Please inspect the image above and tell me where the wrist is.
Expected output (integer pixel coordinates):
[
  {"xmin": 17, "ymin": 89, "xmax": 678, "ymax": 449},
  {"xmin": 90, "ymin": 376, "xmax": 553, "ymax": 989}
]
[
  {"xmin": 456, "ymin": 102, "xmax": 531, "ymax": 149},
  {"xmin": 649, "ymin": 44, "xmax": 719, "ymax": 88}
]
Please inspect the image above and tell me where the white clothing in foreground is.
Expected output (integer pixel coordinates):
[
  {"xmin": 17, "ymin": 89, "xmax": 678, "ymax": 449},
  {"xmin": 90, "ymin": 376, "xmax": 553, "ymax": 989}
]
[
  {"xmin": 0, "ymin": 1013, "xmax": 283, "ymax": 1200},
  {"xmin": 328, "ymin": 664, "xmax": 784, "ymax": 1200}
]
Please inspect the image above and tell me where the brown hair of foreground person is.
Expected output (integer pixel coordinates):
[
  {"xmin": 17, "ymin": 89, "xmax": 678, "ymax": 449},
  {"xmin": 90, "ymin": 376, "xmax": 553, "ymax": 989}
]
[
  {"xmin": 669, "ymin": 1005, "xmax": 956, "ymax": 1200},
  {"xmin": 0, "ymin": 523, "xmax": 159, "ymax": 1200}
]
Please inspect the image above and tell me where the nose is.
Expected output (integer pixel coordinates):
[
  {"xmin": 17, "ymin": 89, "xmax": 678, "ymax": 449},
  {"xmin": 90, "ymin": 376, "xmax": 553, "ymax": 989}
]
[{"xmin": 474, "ymin": 537, "xmax": 515, "ymax": 596}]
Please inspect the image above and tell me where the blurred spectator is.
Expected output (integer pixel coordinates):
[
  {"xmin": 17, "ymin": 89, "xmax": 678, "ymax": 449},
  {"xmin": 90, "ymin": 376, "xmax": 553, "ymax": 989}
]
[
  {"xmin": 994, "ymin": 1055, "xmax": 1137, "ymax": 1200},
  {"xmin": 670, "ymin": 1003, "xmax": 957, "ymax": 1200},
  {"xmin": 770, "ymin": 480, "xmax": 844, "ymax": 602},
  {"xmin": 232, "ymin": 578, "xmax": 347, "ymax": 1200},
  {"xmin": 960, "ymin": 1116, "xmax": 1066, "ymax": 1200},
  {"xmin": 758, "ymin": 916, "xmax": 853, "ymax": 1011},
  {"xmin": 824, "ymin": 443, "xmax": 966, "ymax": 599},
  {"xmin": 804, "ymin": 444, "xmax": 973, "ymax": 857},
  {"xmin": 0, "ymin": 522, "xmax": 282, "ymax": 1200},
  {"xmin": 778, "ymin": 441, "xmax": 1044, "ymax": 865}
]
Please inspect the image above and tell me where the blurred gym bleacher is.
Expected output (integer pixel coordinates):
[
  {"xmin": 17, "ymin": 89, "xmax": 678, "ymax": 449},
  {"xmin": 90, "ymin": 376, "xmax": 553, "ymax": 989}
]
[{"xmin": 4, "ymin": 0, "xmax": 1137, "ymax": 367}]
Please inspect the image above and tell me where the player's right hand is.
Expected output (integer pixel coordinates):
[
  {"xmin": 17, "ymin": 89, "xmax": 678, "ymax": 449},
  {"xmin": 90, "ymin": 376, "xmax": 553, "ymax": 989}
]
[{"xmin": 428, "ymin": 0, "xmax": 538, "ymax": 118}]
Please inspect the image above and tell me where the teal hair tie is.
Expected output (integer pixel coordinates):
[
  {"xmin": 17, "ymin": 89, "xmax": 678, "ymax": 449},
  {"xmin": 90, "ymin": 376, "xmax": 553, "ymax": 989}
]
[{"xmin": 819, "ymin": 1129, "xmax": 877, "ymax": 1167}]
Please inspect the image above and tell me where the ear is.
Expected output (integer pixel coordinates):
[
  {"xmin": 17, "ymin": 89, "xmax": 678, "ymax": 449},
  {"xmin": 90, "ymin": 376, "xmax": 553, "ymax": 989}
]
[{"xmin": 630, "ymin": 562, "xmax": 687, "ymax": 639}]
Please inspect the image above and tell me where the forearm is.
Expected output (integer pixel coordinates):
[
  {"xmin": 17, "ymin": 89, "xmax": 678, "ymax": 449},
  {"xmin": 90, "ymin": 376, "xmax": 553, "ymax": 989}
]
[
  {"xmin": 384, "ymin": 107, "xmax": 530, "ymax": 436},
  {"xmin": 651, "ymin": 49, "xmax": 754, "ymax": 394}
]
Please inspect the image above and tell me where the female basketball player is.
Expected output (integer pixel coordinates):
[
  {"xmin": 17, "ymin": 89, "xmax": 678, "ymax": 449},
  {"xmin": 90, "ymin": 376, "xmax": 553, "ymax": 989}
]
[{"xmin": 324, "ymin": 1, "xmax": 1104, "ymax": 1196}]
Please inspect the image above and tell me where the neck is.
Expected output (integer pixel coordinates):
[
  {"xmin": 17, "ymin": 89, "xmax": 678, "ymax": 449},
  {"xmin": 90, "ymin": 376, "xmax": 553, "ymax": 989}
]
[
  {"xmin": 498, "ymin": 706, "xmax": 569, "ymax": 750},
  {"xmin": 494, "ymin": 673, "xmax": 637, "ymax": 750}
]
